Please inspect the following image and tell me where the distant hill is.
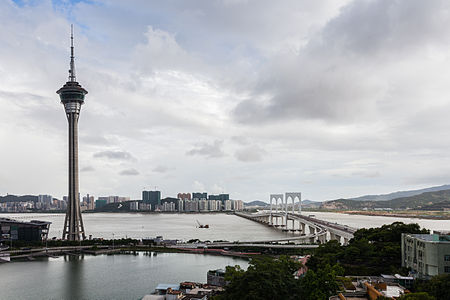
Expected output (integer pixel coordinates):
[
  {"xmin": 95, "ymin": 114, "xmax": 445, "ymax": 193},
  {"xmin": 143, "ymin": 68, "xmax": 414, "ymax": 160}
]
[
  {"xmin": 245, "ymin": 200, "xmax": 268, "ymax": 207},
  {"xmin": 0, "ymin": 194, "xmax": 38, "ymax": 203},
  {"xmin": 418, "ymin": 200, "xmax": 450, "ymax": 211},
  {"xmin": 347, "ymin": 184, "xmax": 450, "ymax": 201},
  {"xmin": 321, "ymin": 189, "xmax": 450, "ymax": 210}
]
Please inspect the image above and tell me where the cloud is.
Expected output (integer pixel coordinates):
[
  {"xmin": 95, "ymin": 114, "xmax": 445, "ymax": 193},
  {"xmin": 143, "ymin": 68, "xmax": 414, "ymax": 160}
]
[
  {"xmin": 152, "ymin": 165, "xmax": 173, "ymax": 173},
  {"xmin": 232, "ymin": 0, "xmax": 450, "ymax": 125},
  {"xmin": 80, "ymin": 166, "xmax": 95, "ymax": 172},
  {"xmin": 2, "ymin": 0, "xmax": 450, "ymax": 202},
  {"xmin": 193, "ymin": 180, "xmax": 205, "ymax": 191},
  {"xmin": 119, "ymin": 168, "xmax": 139, "ymax": 176},
  {"xmin": 93, "ymin": 150, "xmax": 135, "ymax": 161},
  {"xmin": 186, "ymin": 140, "xmax": 225, "ymax": 158},
  {"xmin": 235, "ymin": 145, "xmax": 265, "ymax": 162}
]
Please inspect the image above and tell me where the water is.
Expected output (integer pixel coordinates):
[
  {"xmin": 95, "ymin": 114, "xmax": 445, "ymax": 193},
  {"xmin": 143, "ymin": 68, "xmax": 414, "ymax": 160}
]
[
  {"xmin": 307, "ymin": 211, "xmax": 449, "ymax": 232},
  {"xmin": 0, "ymin": 212, "xmax": 447, "ymax": 299},
  {"xmin": 0, "ymin": 252, "xmax": 248, "ymax": 300},
  {"xmin": 1, "ymin": 212, "xmax": 448, "ymax": 240}
]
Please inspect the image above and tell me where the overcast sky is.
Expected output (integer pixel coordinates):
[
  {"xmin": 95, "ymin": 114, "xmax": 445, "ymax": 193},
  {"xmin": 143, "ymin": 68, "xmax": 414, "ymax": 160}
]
[{"xmin": 1, "ymin": 0, "xmax": 450, "ymax": 202}]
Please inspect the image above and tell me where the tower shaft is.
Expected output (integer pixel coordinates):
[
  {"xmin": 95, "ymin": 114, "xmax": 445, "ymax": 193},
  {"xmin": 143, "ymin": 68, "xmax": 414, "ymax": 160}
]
[{"xmin": 62, "ymin": 103, "xmax": 85, "ymax": 241}]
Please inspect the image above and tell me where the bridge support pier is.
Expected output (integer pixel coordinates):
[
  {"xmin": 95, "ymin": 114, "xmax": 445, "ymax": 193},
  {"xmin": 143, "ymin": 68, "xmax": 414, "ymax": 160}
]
[
  {"xmin": 343, "ymin": 237, "xmax": 349, "ymax": 246},
  {"xmin": 300, "ymin": 222, "xmax": 305, "ymax": 234},
  {"xmin": 319, "ymin": 235, "xmax": 326, "ymax": 244},
  {"xmin": 335, "ymin": 234, "xmax": 341, "ymax": 244}
]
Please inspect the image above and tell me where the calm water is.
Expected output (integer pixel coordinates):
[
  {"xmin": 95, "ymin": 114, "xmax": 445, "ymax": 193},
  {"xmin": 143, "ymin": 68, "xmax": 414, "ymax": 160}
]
[
  {"xmin": 1, "ymin": 212, "xmax": 448, "ymax": 240},
  {"xmin": 0, "ymin": 212, "xmax": 448, "ymax": 300},
  {"xmin": 0, "ymin": 253, "xmax": 248, "ymax": 300}
]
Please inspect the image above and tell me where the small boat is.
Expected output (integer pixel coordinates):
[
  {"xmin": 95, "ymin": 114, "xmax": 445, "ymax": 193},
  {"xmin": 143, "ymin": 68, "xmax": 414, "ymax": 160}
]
[
  {"xmin": 0, "ymin": 253, "xmax": 10, "ymax": 263},
  {"xmin": 196, "ymin": 220, "xmax": 209, "ymax": 228}
]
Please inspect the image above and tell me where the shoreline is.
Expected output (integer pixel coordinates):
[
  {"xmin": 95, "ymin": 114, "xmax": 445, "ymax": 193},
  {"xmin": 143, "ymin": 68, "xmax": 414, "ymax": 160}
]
[{"xmin": 2, "ymin": 246, "xmax": 259, "ymax": 263}]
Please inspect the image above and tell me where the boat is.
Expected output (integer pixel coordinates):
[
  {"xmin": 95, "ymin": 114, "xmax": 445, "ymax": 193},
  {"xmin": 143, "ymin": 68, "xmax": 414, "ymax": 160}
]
[
  {"xmin": 0, "ymin": 252, "xmax": 10, "ymax": 263},
  {"xmin": 196, "ymin": 220, "xmax": 209, "ymax": 228}
]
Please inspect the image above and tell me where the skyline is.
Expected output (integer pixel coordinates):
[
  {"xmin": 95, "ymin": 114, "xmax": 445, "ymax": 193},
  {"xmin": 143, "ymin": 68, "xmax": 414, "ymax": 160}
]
[{"xmin": 2, "ymin": 0, "xmax": 450, "ymax": 202}]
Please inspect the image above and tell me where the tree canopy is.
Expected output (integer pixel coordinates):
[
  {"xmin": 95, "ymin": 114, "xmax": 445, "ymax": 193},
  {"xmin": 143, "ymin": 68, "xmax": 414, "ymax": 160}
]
[
  {"xmin": 214, "ymin": 256, "xmax": 343, "ymax": 300},
  {"xmin": 308, "ymin": 222, "xmax": 429, "ymax": 275}
]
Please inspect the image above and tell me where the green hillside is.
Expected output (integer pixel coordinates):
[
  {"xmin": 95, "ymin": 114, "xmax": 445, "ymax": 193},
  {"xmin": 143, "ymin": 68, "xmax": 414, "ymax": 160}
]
[{"xmin": 321, "ymin": 189, "xmax": 450, "ymax": 210}]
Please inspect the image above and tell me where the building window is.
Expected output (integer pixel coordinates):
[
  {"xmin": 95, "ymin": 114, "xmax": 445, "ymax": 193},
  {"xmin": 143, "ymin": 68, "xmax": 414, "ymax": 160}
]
[
  {"xmin": 445, "ymin": 266, "xmax": 450, "ymax": 273},
  {"xmin": 445, "ymin": 255, "xmax": 450, "ymax": 262}
]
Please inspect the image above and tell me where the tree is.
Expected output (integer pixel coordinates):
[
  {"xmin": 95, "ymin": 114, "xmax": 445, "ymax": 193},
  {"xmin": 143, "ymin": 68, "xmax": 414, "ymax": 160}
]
[
  {"xmin": 216, "ymin": 256, "xmax": 302, "ymax": 300},
  {"xmin": 216, "ymin": 256, "xmax": 343, "ymax": 300},
  {"xmin": 414, "ymin": 274, "xmax": 450, "ymax": 300},
  {"xmin": 309, "ymin": 222, "xmax": 430, "ymax": 275},
  {"xmin": 299, "ymin": 263, "xmax": 344, "ymax": 299},
  {"xmin": 398, "ymin": 292, "xmax": 435, "ymax": 300}
]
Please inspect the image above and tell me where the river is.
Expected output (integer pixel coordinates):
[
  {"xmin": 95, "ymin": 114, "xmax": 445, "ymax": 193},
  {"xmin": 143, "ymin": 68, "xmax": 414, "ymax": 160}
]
[
  {"xmin": 0, "ymin": 212, "xmax": 448, "ymax": 241},
  {"xmin": 0, "ymin": 252, "xmax": 248, "ymax": 300}
]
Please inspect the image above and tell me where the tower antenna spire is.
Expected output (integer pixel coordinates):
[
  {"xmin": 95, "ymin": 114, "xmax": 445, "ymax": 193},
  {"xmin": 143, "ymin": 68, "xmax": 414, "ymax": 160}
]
[{"xmin": 69, "ymin": 24, "xmax": 76, "ymax": 82}]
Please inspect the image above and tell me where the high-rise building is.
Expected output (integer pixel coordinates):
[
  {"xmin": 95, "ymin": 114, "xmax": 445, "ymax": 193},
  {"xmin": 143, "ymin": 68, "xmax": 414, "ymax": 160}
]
[
  {"xmin": 142, "ymin": 190, "xmax": 161, "ymax": 210},
  {"xmin": 82, "ymin": 194, "xmax": 95, "ymax": 210},
  {"xmin": 224, "ymin": 200, "xmax": 232, "ymax": 211},
  {"xmin": 184, "ymin": 199, "xmax": 199, "ymax": 212},
  {"xmin": 95, "ymin": 199, "xmax": 107, "ymax": 209},
  {"xmin": 58, "ymin": 26, "xmax": 87, "ymax": 241},
  {"xmin": 38, "ymin": 195, "xmax": 53, "ymax": 204},
  {"xmin": 208, "ymin": 194, "xmax": 229, "ymax": 201},
  {"xmin": 162, "ymin": 202, "xmax": 176, "ymax": 212},
  {"xmin": 177, "ymin": 193, "xmax": 191, "ymax": 200},
  {"xmin": 130, "ymin": 201, "xmax": 139, "ymax": 211},
  {"xmin": 192, "ymin": 192, "xmax": 207, "ymax": 200},
  {"xmin": 178, "ymin": 199, "xmax": 184, "ymax": 212},
  {"xmin": 199, "ymin": 199, "xmax": 208, "ymax": 211},
  {"xmin": 97, "ymin": 196, "xmax": 130, "ymax": 204}
]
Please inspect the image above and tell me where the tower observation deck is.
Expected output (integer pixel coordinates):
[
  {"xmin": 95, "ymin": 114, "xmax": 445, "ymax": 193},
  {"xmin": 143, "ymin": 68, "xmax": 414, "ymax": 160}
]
[{"xmin": 57, "ymin": 25, "xmax": 87, "ymax": 241}]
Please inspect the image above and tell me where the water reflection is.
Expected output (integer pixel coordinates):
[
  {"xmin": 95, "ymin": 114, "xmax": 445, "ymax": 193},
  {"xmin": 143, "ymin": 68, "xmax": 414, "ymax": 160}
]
[
  {"xmin": 63, "ymin": 254, "xmax": 84, "ymax": 300},
  {"xmin": 0, "ymin": 252, "xmax": 248, "ymax": 299}
]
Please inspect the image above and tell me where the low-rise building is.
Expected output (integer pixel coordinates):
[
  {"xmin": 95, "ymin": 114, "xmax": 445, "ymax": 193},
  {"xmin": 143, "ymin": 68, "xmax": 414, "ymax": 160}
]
[
  {"xmin": 401, "ymin": 232, "xmax": 450, "ymax": 278},
  {"xmin": 0, "ymin": 217, "xmax": 51, "ymax": 242},
  {"xmin": 207, "ymin": 269, "xmax": 226, "ymax": 287}
]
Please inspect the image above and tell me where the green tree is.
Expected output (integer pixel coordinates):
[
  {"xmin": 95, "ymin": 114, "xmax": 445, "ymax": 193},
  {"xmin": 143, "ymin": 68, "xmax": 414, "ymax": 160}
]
[
  {"xmin": 216, "ymin": 256, "xmax": 343, "ymax": 300},
  {"xmin": 414, "ymin": 274, "xmax": 450, "ymax": 300},
  {"xmin": 216, "ymin": 256, "xmax": 302, "ymax": 300},
  {"xmin": 309, "ymin": 222, "xmax": 429, "ymax": 275},
  {"xmin": 398, "ymin": 292, "xmax": 435, "ymax": 300},
  {"xmin": 299, "ymin": 263, "xmax": 344, "ymax": 299}
]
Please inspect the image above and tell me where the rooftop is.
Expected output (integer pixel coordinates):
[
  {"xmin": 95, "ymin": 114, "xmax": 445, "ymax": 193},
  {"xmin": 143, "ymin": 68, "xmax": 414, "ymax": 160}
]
[
  {"xmin": 406, "ymin": 233, "xmax": 450, "ymax": 242},
  {"xmin": 155, "ymin": 284, "xmax": 180, "ymax": 291}
]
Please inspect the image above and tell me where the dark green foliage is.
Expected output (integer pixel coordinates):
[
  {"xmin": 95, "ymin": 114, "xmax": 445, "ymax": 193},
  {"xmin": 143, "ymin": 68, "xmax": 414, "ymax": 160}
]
[
  {"xmin": 398, "ymin": 292, "xmax": 436, "ymax": 300},
  {"xmin": 307, "ymin": 222, "xmax": 429, "ymax": 275},
  {"xmin": 215, "ymin": 256, "xmax": 343, "ymax": 300},
  {"xmin": 216, "ymin": 256, "xmax": 302, "ymax": 300},
  {"xmin": 299, "ymin": 263, "xmax": 344, "ymax": 299},
  {"xmin": 413, "ymin": 275, "xmax": 450, "ymax": 300}
]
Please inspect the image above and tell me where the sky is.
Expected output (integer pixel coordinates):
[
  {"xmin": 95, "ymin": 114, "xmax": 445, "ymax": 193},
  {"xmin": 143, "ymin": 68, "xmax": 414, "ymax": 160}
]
[{"xmin": 1, "ymin": 0, "xmax": 450, "ymax": 202}]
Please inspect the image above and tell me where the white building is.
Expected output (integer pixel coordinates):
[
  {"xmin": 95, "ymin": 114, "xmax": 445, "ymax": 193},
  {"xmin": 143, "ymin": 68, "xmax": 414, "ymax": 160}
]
[
  {"xmin": 162, "ymin": 202, "xmax": 176, "ymax": 212},
  {"xmin": 130, "ymin": 201, "xmax": 139, "ymax": 211},
  {"xmin": 401, "ymin": 232, "xmax": 450, "ymax": 279},
  {"xmin": 178, "ymin": 199, "xmax": 184, "ymax": 212}
]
